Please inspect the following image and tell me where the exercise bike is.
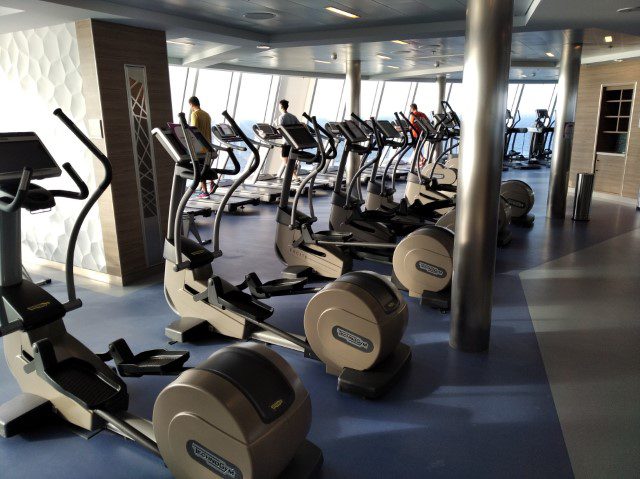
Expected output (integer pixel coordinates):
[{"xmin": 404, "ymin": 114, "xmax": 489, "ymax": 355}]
[
  {"xmin": 153, "ymin": 112, "xmax": 411, "ymax": 399},
  {"xmin": 0, "ymin": 110, "xmax": 322, "ymax": 479}
]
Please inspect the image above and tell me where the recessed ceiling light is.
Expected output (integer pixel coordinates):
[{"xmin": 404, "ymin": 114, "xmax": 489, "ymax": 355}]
[
  {"xmin": 614, "ymin": 58, "xmax": 624, "ymax": 62},
  {"xmin": 545, "ymin": 52, "xmax": 555, "ymax": 57},
  {"xmin": 243, "ymin": 12, "xmax": 276, "ymax": 20},
  {"xmin": 604, "ymin": 35, "xmax": 614, "ymax": 43},
  {"xmin": 377, "ymin": 54, "xmax": 392, "ymax": 60},
  {"xmin": 387, "ymin": 65, "xmax": 400, "ymax": 69},
  {"xmin": 617, "ymin": 6, "xmax": 640, "ymax": 13},
  {"xmin": 325, "ymin": 6, "xmax": 359, "ymax": 19},
  {"xmin": 314, "ymin": 59, "xmax": 331, "ymax": 64},
  {"xmin": 167, "ymin": 40, "xmax": 195, "ymax": 46},
  {"xmin": 257, "ymin": 44, "xmax": 271, "ymax": 50},
  {"xmin": 521, "ymin": 74, "xmax": 528, "ymax": 78},
  {"xmin": 392, "ymin": 40, "xmax": 410, "ymax": 45}
]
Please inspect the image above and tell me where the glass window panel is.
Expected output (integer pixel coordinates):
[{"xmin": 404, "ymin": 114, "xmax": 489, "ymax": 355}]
[
  {"xmin": 413, "ymin": 82, "xmax": 439, "ymax": 118},
  {"xmin": 310, "ymin": 78, "xmax": 344, "ymax": 126},
  {"xmin": 514, "ymin": 83, "xmax": 557, "ymax": 154},
  {"xmin": 193, "ymin": 69, "xmax": 233, "ymax": 125},
  {"xmin": 232, "ymin": 73, "xmax": 276, "ymax": 174},
  {"xmin": 507, "ymin": 83, "xmax": 521, "ymax": 113},
  {"xmin": 169, "ymin": 65, "xmax": 189, "ymax": 119},
  {"xmin": 377, "ymin": 82, "xmax": 412, "ymax": 121},
  {"xmin": 361, "ymin": 80, "xmax": 379, "ymax": 118},
  {"xmin": 445, "ymin": 82, "xmax": 464, "ymax": 115}
]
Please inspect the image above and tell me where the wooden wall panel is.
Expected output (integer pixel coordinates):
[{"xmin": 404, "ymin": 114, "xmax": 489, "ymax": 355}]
[
  {"xmin": 76, "ymin": 20, "xmax": 122, "ymax": 278},
  {"xmin": 76, "ymin": 20, "xmax": 173, "ymax": 284},
  {"xmin": 570, "ymin": 59, "xmax": 640, "ymax": 199},
  {"xmin": 594, "ymin": 154, "xmax": 625, "ymax": 195}
]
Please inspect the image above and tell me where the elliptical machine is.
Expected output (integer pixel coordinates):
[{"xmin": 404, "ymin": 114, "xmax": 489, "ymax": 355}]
[
  {"xmin": 154, "ymin": 112, "xmax": 411, "ymax": 398},
  {"xmin": 275, "ymin": 115, "xmax": 455, "ymax": 309},
  {"xmin": 0, "ymin": 110, "xmax": 322, "ymax": 479}
]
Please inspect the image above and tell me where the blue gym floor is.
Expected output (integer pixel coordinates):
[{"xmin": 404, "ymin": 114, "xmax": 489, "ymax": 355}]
[{"xmin": 1, "ymin": 168, "xmax": 639, "ymax": 478}]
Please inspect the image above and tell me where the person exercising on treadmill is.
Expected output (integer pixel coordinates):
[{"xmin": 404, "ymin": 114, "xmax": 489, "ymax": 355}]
[
  {"xmin": 409, "ymin": 103, "xmax": 428, "ymax": 168},
  {"xmin": 189, "ymin": 96, "xmax": 213, "ymax": 199},
  {"xmin": 275, "ymin": 99, "xmax": 302, "ymax": 182}
]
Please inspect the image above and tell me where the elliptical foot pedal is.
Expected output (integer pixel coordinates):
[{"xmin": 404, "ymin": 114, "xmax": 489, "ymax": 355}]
[
  {"xmin": 282, "ymin": 265, "xmax": 314, "ymax": 279},
  {"xmin": 108, "ymin": 339, "xmax": 189, "ymax": 377},
  {"xmin": 278, "ymin": 440, "xmax": 324, "ymax": 479},
  {"xmin": 498, "ymin": 230, "xmax": 512, "ymax": 247},
  {"xmin": 421, "ymin": 289, "xmax": 451, "ymax": 311},
  {"xmin": 165, "ymin": 317, "xmax": 212, "ymax": 343},
  {"xmin": 337, "ymin": 343, "xmax": 412, "ymax": 399},
  {"xmin": 512, "ymin": 213, "xmax": 535, "ymax": 228},
  {"xmin": 0, "ymin": 393, "xmax": 52, "ymax": 438}
]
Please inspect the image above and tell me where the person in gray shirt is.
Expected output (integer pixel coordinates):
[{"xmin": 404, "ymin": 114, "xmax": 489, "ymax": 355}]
[{"xmin": 275, "ymin": 99, "xmax": 301, "ymax": 182}]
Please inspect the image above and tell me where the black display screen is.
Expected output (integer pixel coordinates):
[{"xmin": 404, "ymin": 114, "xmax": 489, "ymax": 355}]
[
  {"xmin": 342, "ymin": 121, "xmax": 368, "ymax": 142},
  {"xmin": 376, "ymin": 120, "xmax": 399, "ymax": 138},
  {"xmin": 0, "ymin": 134, "xmax": 61, "ymax": 181},
  {"xmin": 280, "ymin": 124, "xmax": 316, "ymax": 149},
  {"xmin": 255, "ymin": 123, "xmax": 278, "ymax": 137},
  {"xmin": 216, "ymin": 124, "xmax": 236, "ymax": 137}
]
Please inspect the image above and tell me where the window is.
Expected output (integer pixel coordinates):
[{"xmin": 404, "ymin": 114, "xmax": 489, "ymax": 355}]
[
  {"xmin": 596, "ymin": 86, "xmax": 634, "ymax": 155},
  {"xmin": 413, "ymin": 82, "xmax": 439, "ymax": 118},
  {"xmin": 515, "ymin": 83, "xmax": 557, "ymax": 151},
  {"xmin": 232, "ymin": 73, "xmax": 279, "ymax": 172},
  {"xmin": 193, "ymin": 69, "xmax": 233, "ymax": 125},
  {"xmin": 168, "ymin": 66, "xmax": 196, "ymax": 119},
  {"xmin": 310, "ymin": 78, "xmax": 344, "ymax": 126},
  {"xmin": 377, "ymin": 82, "xmax": 412, "ymax": 121},
  {"xmin": 360, "ymin": 80, "xmax": 380, "ymax": 118},
  {"xmin": 445, "ymin": 82, "xmax": 464, "ymax": 115}
]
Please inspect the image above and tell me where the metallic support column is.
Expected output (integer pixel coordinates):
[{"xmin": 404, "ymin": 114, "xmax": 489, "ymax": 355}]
[
  {"xmin": 450, "ymin": 0, "xmax": 514, "ymax": 353},
  {"xmin": 436, "ymin": 74, "xmax": 447, "ymax": 158},
  {"xmin": 345, "ymin": 59, "xmax": 361, "ymax": 184},
  {"xmin": 547, "ymin": 30, "xmax": 583, "ymax": 219}
]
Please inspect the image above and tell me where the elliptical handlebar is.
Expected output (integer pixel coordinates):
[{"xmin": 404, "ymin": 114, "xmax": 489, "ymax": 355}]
[
  {"xmin": 306, "ymin": 116, "xmax": 337, "ymax": 160},
  {"xmin": 53, "ymin": 109, "xmax": 113, "ymax": 311},
  {"xmin": 0, "ymin": 168, "xmax": 32, "ymax": 213},
  {"xmin": 344, "ymin": 116, "xmax": 384, "ymax": 206},
  {"xmin": 399, "ymin": 112, "xmax": 421, "ymax": 137},
  {"xmin": 50, "ymin": 163, "xmax": 90, "ymax": 200},
  {"xmin": 441, "ymin": 100, "xmax": 461, "ymax": 128},
  {"xmin": 209, "ymin": 111, "xmax": 261, "ymax": 255},
  {"xmin": 170, "ymin": 112, "xmax": 202, "ymax": 272},
  {"xmin": 223, "ymin": 111, "xmax": 259, "ymax": 161},
  {"xmin": 350, "ymin": 113, "xmax": 373, "ymax": 134}
]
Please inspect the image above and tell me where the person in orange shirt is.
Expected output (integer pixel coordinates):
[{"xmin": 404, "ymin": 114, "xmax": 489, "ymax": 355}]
[{"xmin": 408, "ymin": 103, "xmax": 428, "ymax": 168}]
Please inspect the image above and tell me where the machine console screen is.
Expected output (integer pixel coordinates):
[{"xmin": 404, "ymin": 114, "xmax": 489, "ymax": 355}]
[
  {"xmin": 280, "ymin": 124, "xmax": 316, "ymax": 149},
  {"xmin": 0, "ymin": 134, "xmax": 61, "ymax": 181}
]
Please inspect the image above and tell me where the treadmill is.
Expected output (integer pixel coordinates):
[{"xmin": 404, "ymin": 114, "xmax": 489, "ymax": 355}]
[
  {"xmin": 153, "ymin": 124, "xmax": 259, "ymax": 213},
  {"xmin": 212, "ymin": 123, "xmax": 281, "ymax": 203},
  {"xmin": 252, "ymin": 123, "xmax": 330, "ymax": 192}
]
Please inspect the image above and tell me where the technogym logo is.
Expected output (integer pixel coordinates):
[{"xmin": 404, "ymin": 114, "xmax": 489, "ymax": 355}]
[
  {"xmin": 187, "ymin": 440, "xmax": 243, "ymax": 478},
  {"xmin": 416, "ymin": 261, "xmax": 446, "ymax": 278},
  {"xmin": 27, "ymin": 301, "xmax": 51, "ymax": 311},
  {"xmin": 332, "ymin": 326, "xmax": 374, "ymax": 353},
  {"xmin": 505, "ymin": 197, "xmax": 525, "ymax": 209}
]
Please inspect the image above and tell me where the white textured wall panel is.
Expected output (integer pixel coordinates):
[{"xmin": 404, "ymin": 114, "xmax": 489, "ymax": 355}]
[{"xmin": 0, "ymin": 23, "xmax": 106, "ymax": 272}]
